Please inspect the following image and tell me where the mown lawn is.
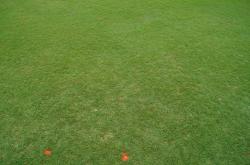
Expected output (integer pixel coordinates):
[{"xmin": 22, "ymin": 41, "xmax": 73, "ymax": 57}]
[{"xmin": 0, "ymin": 0, "xmax": 250, "ymax": 164}]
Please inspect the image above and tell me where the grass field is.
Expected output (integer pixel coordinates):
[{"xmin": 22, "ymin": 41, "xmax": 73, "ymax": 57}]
[{"xmin": 0, "ymin": 0, "xmax": 250, "ymax": 164}]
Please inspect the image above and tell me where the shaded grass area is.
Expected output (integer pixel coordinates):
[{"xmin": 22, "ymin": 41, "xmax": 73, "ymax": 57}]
[{"xmin": 0, "ymin": 0, "xmax": 250, "ymax": 164}]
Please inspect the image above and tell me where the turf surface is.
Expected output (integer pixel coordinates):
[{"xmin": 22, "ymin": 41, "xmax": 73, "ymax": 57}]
[{"xmin": 0, "ymin": 0, "xmax": 250, "ymax": 164}]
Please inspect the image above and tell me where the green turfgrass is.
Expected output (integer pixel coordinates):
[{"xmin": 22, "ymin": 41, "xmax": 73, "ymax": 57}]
[{"xmin": 0, "ymin": 0, "xmax": 250, "ymax": 164}]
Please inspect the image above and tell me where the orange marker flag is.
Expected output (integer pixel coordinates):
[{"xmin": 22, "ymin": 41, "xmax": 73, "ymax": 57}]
[
  {"xmin": 43, "ymin": 148, "xmax": 52, "ymax": 156},
  {"xmin": 121, "ymin": 151, "xmax": 129, "ymax": 161}
]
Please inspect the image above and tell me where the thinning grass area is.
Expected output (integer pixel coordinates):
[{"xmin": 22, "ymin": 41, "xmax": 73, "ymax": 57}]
[{"xmin": 0, "ymin": 0, "xmax": 250, "ymax": 164}]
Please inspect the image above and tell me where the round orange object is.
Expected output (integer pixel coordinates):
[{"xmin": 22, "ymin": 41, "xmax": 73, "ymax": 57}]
[
  {"xmin": 121, "ymin": 152, "xmax": 129, "ymax": 161},
  {"xmin": 43, "ymin": 148, "xmax": 52, "ymax": 156}
]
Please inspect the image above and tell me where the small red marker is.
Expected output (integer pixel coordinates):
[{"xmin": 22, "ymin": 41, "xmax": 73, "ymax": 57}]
[
  {"xmin": 43, "ymin": 148, "xmax": 52, "ymax": 156},
  {"xmin": 121, "ymin": 152, "xmax": 129, "ymax": 161}
]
